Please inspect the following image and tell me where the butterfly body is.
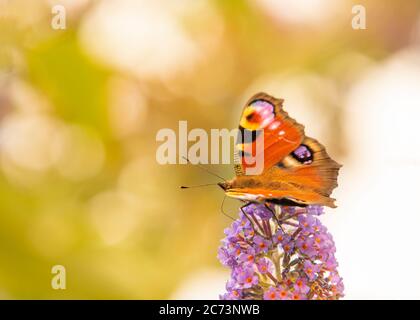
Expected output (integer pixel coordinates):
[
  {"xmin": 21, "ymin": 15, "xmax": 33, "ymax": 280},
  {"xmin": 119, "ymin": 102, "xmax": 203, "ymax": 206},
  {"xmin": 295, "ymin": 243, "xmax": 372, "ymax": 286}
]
[{"xmin": 221, "ymin": 93, "xmax": 341, "ymax": 208}]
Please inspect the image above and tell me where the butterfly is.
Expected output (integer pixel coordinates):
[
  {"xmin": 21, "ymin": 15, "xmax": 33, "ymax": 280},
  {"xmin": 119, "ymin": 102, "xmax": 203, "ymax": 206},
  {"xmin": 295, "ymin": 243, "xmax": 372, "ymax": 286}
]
[{"xmin": 218, "ymin": 92, "xmax": 341, "ymax": 208}]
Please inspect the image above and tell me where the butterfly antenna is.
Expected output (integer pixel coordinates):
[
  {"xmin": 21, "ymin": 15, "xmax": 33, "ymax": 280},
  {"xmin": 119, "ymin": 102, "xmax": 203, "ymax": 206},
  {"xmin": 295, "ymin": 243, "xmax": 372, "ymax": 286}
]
[
  {"xmin": 220, "ymin": 195, "xmax": 235, "ymax": 221},
  {"xmin": 180, "ymin": 183, "xmax": 218, "ymax": 189},
  {"xmin": 182, "ymin": 156, "xmax": 226, "ymax": 181}
]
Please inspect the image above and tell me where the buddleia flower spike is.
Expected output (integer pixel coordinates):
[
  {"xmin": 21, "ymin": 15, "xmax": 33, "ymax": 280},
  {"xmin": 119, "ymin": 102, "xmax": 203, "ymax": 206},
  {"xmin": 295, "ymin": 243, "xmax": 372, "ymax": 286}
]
[{"xmin": 218, "ymin": 203, "xmax": 344, "ymax": 300}]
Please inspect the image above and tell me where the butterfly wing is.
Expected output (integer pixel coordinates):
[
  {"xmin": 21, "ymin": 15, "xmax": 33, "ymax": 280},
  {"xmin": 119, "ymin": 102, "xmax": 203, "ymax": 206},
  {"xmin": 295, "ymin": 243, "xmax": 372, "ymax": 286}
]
[
  {"xmin": 234, "ymin": 92, "xmax": 305, "ymax": 175},
  {"xmin": 230, "ymin": 93, "xmax": 341, "ymax": 208}
]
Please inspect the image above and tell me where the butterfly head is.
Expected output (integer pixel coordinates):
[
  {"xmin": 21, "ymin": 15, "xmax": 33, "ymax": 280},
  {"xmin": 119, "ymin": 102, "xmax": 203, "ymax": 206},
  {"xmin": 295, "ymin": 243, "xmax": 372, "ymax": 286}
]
[{"xmin": 217, "ymin": 181, "xmax": 231, "ymax": 191}]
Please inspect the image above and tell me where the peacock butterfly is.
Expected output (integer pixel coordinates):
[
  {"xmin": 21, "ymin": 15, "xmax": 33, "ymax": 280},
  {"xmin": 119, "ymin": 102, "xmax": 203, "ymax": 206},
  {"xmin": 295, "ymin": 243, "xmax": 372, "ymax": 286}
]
[{"xmin": 218, "ymin": 92, "xmax": 341, "ymax": 208}]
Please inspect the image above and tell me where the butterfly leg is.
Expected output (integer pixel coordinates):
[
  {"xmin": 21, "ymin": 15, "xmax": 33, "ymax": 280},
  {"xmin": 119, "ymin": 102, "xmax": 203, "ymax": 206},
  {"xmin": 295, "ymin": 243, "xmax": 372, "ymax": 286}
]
[
  {"xmin": 264, "ymin": 202, "xmax": 281, "ymax": 225},
  {"xmin": 220, "ymin": 195, "xmax": 235, "ymax": 221}
]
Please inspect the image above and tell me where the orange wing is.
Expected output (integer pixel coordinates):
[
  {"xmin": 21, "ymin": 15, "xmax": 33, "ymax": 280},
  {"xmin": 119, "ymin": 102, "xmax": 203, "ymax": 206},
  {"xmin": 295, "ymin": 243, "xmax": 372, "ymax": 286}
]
[
  {"xmin": 229, "ymin": 137, "xmax": 341, "ymax": 207},
  {"xmin": 234, "ymin": 93, "xmax": 304, "ymax": 176},
  {"xmin": 230, "ymin": 93, "xmax": 341, "ymax": 208}
]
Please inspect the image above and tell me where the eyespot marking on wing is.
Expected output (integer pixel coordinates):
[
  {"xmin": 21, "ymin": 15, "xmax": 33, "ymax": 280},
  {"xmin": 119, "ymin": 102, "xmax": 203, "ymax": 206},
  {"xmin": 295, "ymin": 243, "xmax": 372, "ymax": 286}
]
[
  {"xmin": 240, "ymin": 99, "xmax": 275, "ymax": 130},
  {"xmin": 291, "ymin": 144, "xmax": 313, "ymax": 164}
]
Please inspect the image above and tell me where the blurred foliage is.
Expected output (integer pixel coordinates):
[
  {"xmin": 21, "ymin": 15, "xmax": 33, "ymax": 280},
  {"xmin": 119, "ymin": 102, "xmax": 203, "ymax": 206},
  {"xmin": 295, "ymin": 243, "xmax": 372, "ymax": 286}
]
[{"xmin": 27, "ymin": 33, "xmax": 110, "ymax": 137}]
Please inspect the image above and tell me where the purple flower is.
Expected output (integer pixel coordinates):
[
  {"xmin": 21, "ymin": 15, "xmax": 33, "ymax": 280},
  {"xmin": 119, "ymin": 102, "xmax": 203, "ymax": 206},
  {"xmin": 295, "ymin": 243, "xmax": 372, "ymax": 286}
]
[
  {"xmin": 220, "ymin": 280, "xmax": 243, "ymax": 300},
  {"xmin": 217, "ymin": 247, "xmax": 236, "ymax": 267},
  {"xmin": 298, "ymin": 214, "xmax": 319, "ymax": 233},
  {"xmin": 280, "ymin": 234, "xmax": 294, "ymax": 254},
  {"xmin": 307, "ymin": 205, "xmax": 324, "ymax": 216},
  {"xmin": 294, "ymin": 278, "xmax": 310, "ymax": 294},
  {"xmin": 303, "ymin": 260, "xmax": 321, "ymax": 281},
  {"xmin": 241, "ymin": 203, "xmax": 256, "ymax": 215},
  {"xmin": 218, "ymin": 203, "xmax": 344, "ymax": 300},
  {"xmin": 296, "ymin": 237, "xmax": 317, "ymax": 257},
  {"xmin": 253, "ymin": 235, "xmax": 271, "ymax": 253},
  {"xmin": 238, "ymin": 247, "xmax": 256, "ymax": 264},
  {"xmin": 281, "ymin": 206, "xmax": 296, "ymax": 216},
  {"xmin": 325, "ymin": 255, "xmax": 338, "ymax": 270},
  {"xmin": 272, "ymin": 229, "xmax": 286, "ymax": 244},
  {"xmin": 278, "ymin": 286, "xmax": 292, "ymax": 300},
  {"xmin": 253, "ymin": 205, "xmax": 273, "ymax": 220},
  {"xmin": 236, "ymin": 267, "xmax": 259, "ymax": 289},
  {"xmin": 226, "ymin": 243, "xmax": 243, "ymax": 259},
  {"xmin": 256, "ymin": 257, "xmax": 273, "ymax": 274},
  {"xmin": 243, "ymin": 203, "xmax": 272, "ymax": 220},
  {"xmin": 291, "ymin": 292, "xmax": 306, "ymax": 300},
  {"xmin": 263, "ymin": 286, "xmax": 280, "ymax": 300}
]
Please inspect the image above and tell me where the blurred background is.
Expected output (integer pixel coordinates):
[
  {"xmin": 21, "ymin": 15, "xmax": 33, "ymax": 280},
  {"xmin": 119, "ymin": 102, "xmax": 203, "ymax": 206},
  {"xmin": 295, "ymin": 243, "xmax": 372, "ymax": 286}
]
[{"xmin": 1, "ymin": 0, "xmax": 420, "ymax": 299}]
